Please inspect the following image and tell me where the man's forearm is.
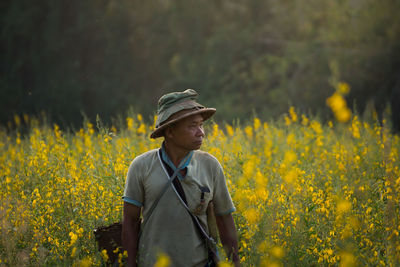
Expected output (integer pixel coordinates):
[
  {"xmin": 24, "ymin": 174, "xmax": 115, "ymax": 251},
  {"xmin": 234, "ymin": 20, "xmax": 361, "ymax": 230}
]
[
  {"xmin": 122, "ymin": 204, "xmax": 141, "ymax": 267},
  {"xmin": 216, "ymin": 214, "xmax": 240, "ymax": 266},
  {"xmin": 122, "ymin": 219, "xmax": 140, "ymax": 267}
]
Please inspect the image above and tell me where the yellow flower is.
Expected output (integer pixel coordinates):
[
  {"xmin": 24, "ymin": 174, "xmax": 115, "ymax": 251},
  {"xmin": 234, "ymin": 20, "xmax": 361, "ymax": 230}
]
[
  {"xmin": 154, "ymin": 252, "xmax": 170, "ymax": 267},
  {"xmin": 101, "ymin": 249, "xmax": 109, "ymax": 262},
  {"xmin": 126, "ymin": 117, "xmax": 134, "ymax": 130},
  {"xmin": 71, "ymin": 247, "xmax": 77, "ymax": 257},
  {"xmin": 336, "ymin": 199, "xmax": 351, "ymax": 214},
  {"xmin": 244, "ymin": 126, "xmax": 253, "ymax": 139},
  {"xmin": 243, "ymin": 208, "xmax": 259, "ymax": 224},
  {"xmin": 137, "ymin": 123, "xmax": 146, "ymax": 135},
  {"xmin": 326, "ymin": 91, "xmax": 352, "ymax": 123},
  {"xmin": 284, "ymin": 115, "xmax": 291, "ymax": 126},
  {"xmin": 339, "ymin": 251, "xmax": 356, "ymax": 267},
  {"xmin": 289, "ymin": 107, "xmax": 297, "ymax": 122},
  {"xmin": 337, "ymin": 82, "xmax": 350, "ymax": 95},
  {"xmin": 69, "ymin": 232, "xmax": 78, "ymax": 246},
  {"xmin": 255, "ymin": 171, "xmax": 267, "ymax": 188},
  {"xmin": 258, "ymin": 241, "xmax": 269, "ymax": 253},
  {"xmin": 218, "ymin": 261, "xmax": 233, "ymax": 267},
  {"xmin": 14, "ymin": 114, "xmax": 21, "ymax": 126},
  {"xmin": 260, "ymin": 259, "xmax": 282, "ymax": 267},
  {"xmin": 270, "ymin": 246, "xmax": 285, "ymax": 259},
  {"xmin": 327, "ymin": 93, "xmax": 345, "ymax": 110},
  {"xmin": 336, "ymin": 108, "xmax": 351, "ymax": 123},
  {"xmin": 351, "ymin": 116, "xmax": 360, "ymax": 138},
  {"xmin": 226, "ymin": 124, "xmax": 234, "ymax": 136},
  {"xmin": 284, "ymin": 151, "xmax": 297, "ymax": 165},
  {"xmin": 301, "ymin": 114, "xmax": 309, "ymax": 126},
  {"xmin": 283, "ymin": 169, "xmax": 298, "ymax": 185},
  {"xmin": 254, "ymin": 118, "xmax": 261, "ymax": 131},
  {"xmin": 79, "ymin": 257, "xmax": 92, "ymax": 267}
]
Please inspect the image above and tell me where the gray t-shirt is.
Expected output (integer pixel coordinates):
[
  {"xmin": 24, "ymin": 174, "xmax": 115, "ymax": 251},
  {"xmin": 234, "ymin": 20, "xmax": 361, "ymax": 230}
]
[{"xmin": 123, "ymin": 149, "xmax": 235, "ymax": 267}]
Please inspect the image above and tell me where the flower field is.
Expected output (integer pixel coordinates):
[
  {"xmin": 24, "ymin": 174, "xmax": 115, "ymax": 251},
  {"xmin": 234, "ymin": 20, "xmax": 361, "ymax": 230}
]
[{"xmin": 1, "ymin": 110, "xmax": 399, "ymax": 266}]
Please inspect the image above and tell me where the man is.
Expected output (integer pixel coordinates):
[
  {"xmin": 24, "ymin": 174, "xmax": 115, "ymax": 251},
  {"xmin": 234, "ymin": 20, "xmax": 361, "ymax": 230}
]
[{"xmin": 122, "ymin": 89, "xmax": 240, "ymax": 267}]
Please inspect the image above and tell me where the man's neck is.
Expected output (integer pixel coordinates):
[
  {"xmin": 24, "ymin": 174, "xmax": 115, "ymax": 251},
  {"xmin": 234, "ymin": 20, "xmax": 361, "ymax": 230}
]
[{"xmin": 164, "ymin": 141, "xmax": 190, "ymax": 168}]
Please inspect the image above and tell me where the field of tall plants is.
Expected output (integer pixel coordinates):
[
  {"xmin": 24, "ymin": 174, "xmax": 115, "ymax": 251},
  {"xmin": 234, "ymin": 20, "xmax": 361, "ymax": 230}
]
[{"xmin": 1, "ymin": 108, "xmax": 399, "ymax": 266}]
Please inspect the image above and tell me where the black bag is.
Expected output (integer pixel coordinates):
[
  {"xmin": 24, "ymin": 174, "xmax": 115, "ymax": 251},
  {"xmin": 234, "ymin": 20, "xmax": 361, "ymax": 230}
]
[{"xmin": 93, "ymin": 222, "xmax": 122, "ymax": 265}]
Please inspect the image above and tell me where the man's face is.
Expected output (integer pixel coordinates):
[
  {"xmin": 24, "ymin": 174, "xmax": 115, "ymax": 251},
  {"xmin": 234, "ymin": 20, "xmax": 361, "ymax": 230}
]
[{"xmin": 166, "ymin": 114, "xmax": 205, "ymax": 151}]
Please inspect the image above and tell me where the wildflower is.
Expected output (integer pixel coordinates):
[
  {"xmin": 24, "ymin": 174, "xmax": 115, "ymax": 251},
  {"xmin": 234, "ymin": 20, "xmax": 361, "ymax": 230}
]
[
  {"xmin": 337, "ymin": 82, "xmax": 350, "ymax": 95},
  {"xmin": 326, "ymin": 83, "xmax": 352, "ymax": 123},
  {"xmin": 244, "ymin": 126, "xmax": 253, "ymax": 139},
  {"xmin": 284, "ymin": 115, "xmax": 291, "ymax": 126},
  {"xmin": 101, "ymin": 249, "xmax": 109, "ymax": 262},
  {"xmin": 301, "ymin": 114, "xmax": 309, "ymax": 126},
  {"xmin": 254, "ymin": 118, "xmax": 261, "ymax": 131},
  {"xmin": 336, "ymin": 108, "xmax": 351, "ymax": 123},
  {"xmin": 260, "ymin": 260, "xmax": 282, "ymax": 267},
  {"xmin": 226, "ymin": 124, "xmax": 234, "ymax": 136},
  {"xmin": 218, "ymin": 261, "xmax": 234, "ymax": 267},
  {"xmin": 14, "ymin": 114, "xmax": 21, "ymax": 126},
  {"xmin": 243, "ymin": 208, "xmax": 259, "ymax": 224},
  {"xmin": 283, "ymin": 169, "xmax": 298, "ymax": 185},
  {"xmin": 69, "ymin": 232, "xmax": 78, "ymax": 246},
  {"xmin": 289, "ymin": 107, "xmax": 297, "ymax": 122},
  {"xmin": 79, "ymin": 257, "xmax": 92, "ymax": 267},
  {"xmin": 339, "ymin": 251, "xmax": 356, "ymax": 267},
  {"xmin": 270, "ymin": 246, "xmax": 285, "ymax": 259},
  {"xmin": 336, "ymin": 199, "xmax": 351, "ymax": 214},
  {"xmin": 242, "ymin": 158, "xmax": 256, "ymax": 180},
  {"xmin": 154, "ymin": 252, "xmax": 170, "ymax": 267},
  {"xmin": 137, "ymin": 124, "xmax": 146, "ymax": 135},
  {"xmin": 71, "ymin": 247, "xmax": 77, "ymax": 257},
  {"xmin": 351, "ymin": 116, "xmax": 360, "ymax": 139},
  {"xmin": 258, "ymin": 241, "xmax": 269, "ymax": 253},
  {"xmin": 255, "ymin": 171, "xmax": 267, "ymax": 188},
  {"xmin": 126, "ymin": 117, "xmax": 134, "ymax": 130},
  {"xmin": 284, "ymin": 151, "xmax": 297, "ymax": 165},
  {"xmin": 212, "ymin": 124, "xmax": 220, "ymax": 138}
]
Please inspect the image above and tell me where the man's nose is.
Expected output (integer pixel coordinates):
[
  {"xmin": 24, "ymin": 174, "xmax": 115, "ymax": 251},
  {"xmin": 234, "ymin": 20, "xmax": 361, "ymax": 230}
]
[{"xmin": 196, "ymin": 126, "xmax": 205, "ymax": 137}]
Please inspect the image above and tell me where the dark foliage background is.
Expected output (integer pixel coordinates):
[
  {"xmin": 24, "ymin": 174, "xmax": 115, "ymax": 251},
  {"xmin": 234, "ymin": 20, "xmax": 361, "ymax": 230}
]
[{"xmin": 1, "ymin": 0, "xmax": 399, "ymax": 130}]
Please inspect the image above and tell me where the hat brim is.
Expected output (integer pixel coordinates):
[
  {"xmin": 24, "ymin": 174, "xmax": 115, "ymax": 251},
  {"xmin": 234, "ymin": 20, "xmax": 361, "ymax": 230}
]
[{"xmin": 150, "ymin": 108, "xmax": 216, "ymax": 139}]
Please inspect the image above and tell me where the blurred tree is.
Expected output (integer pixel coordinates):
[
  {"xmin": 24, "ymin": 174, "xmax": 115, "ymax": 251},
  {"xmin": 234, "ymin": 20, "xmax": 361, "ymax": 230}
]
[{"xmin": 1, "ymin": 0, "xmax": 399, "ymax": 131}]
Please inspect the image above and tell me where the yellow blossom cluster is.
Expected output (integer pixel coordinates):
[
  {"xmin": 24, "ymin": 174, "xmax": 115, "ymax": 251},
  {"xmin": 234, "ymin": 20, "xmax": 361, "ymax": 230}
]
[
  {"xmin": 326, "ymin": 82, "xmax": 352, "ymax": 123},
  {"xmin": 1, "ymin": 110, "xmax": 399, "ymax": 266}
]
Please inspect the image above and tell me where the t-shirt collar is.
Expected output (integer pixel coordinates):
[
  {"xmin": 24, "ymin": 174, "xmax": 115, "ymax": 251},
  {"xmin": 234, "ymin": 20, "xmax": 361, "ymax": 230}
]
[{"xmin": 161, "ymin": 142, "xmax": 193, "ymax": 180}]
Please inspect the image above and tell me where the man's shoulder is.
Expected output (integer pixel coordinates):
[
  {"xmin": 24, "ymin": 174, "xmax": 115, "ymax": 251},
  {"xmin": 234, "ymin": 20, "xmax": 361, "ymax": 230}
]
[
  {"xmin": 193, "ymin": 150, "xmax": 221, "ymax": 167},
  {"xmin": 130, "ymin": 149, "xmax": 159, "ymax": 166}
]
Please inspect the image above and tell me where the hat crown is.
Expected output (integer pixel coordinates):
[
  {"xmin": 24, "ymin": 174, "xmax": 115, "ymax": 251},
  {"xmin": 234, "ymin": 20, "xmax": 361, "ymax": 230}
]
[
  {"xmin": 150, "ymin": 88, "xmax": 216, "ymax": 138},
  {"xmin": 157, "ymin": 89, "xmax": 199, "ymax": 114}
]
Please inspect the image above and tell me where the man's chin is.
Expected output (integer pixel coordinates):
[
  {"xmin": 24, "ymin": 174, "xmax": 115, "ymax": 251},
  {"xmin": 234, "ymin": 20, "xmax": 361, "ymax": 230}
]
[{"xmin": 192, "ymin": 142, "xmax": 202, "ymax": 150}]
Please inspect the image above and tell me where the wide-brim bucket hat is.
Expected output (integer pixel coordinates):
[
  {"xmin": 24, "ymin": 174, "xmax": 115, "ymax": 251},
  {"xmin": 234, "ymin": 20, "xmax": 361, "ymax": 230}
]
[{"xmin": 150, "ymin": 89, "xmax": 216, "ymax": 139}]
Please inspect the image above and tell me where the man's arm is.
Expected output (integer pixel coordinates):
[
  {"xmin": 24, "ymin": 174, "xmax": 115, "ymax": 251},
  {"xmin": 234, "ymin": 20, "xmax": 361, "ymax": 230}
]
[
  {"xmin": 216, "ymin": 213, "xmax": 240, "ymax": 267},
  {"xmin": 122, "ymin": 202, "xmax": 141, "ymax": 267}
]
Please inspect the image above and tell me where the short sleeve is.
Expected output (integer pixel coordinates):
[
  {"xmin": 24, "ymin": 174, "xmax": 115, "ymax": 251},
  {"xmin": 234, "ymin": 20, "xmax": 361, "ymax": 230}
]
[
  {"xmin": 212, "ymin": 160, "xmax": 235, "ymax": 216},
  {"xmin": 123, "ymin": 158, "xmax": 144, "ymax": 207}
]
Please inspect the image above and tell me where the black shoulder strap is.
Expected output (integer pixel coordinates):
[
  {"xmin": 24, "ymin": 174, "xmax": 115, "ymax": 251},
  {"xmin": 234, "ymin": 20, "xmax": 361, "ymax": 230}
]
[
  {"xmin": 159, "ymin": 149, "xmax": 188, "ymax": 204},
  {"xmin": 159, "ymin": 150, "xmax": 216, "ymax": 245}
]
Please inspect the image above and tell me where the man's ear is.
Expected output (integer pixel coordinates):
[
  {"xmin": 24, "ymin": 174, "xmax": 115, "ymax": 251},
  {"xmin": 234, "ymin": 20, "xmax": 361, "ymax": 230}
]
[{"xmin": 165, "ymin": 126, "xmax": 174, "ymax": 139}]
